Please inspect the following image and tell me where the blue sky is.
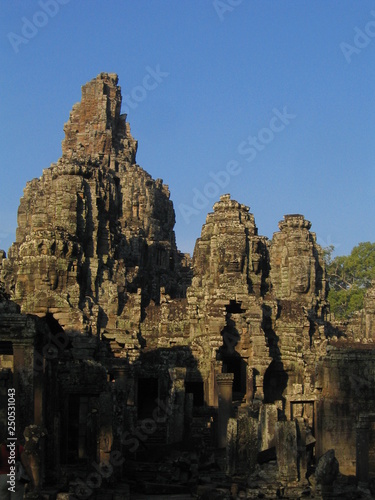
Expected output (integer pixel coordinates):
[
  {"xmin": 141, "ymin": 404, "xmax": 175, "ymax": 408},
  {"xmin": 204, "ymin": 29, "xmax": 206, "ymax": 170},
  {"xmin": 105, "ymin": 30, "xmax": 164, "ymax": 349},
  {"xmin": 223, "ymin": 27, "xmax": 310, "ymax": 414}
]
[{"xmin": 1, "ymin": 0, "xmax": 374, "ymax": 256}]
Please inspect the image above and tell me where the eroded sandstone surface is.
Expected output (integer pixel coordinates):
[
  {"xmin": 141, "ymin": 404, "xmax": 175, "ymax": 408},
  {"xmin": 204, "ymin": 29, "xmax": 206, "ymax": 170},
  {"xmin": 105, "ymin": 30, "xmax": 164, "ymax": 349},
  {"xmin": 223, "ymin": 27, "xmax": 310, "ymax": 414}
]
[{"xmin": 2, "ymin": 73, "xmax": 188, "ymax": 340}]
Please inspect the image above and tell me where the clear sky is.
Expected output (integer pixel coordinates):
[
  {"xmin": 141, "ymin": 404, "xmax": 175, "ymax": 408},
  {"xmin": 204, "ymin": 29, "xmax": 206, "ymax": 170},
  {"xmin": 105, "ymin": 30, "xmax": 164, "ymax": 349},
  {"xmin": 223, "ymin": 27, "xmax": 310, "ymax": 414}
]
[{"xmin": 1, "ymin": 0, "xmax": 374, "ymax": 257}]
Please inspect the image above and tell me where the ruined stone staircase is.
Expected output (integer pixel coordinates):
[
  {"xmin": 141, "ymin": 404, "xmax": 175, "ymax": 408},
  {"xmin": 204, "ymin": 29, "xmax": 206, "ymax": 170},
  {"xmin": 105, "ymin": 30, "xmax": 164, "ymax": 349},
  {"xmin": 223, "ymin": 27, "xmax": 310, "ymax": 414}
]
[
  {"xmin": 133, "ymin": 419, "xmax": 167, "ymax": 448},
  {"xmin": 189, "ymin": 415, "xmax": 215, "ymax": 449}
]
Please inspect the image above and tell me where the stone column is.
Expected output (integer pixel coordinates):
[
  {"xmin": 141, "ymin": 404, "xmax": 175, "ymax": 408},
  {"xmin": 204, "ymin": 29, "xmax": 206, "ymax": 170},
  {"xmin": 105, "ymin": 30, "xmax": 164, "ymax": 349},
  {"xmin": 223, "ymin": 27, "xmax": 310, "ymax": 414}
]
[
  {"xmin": 24, "ymin": 424, "xmax": 47, "ymax": 493},
  {"xmin": 217, "ymin": 373, "xmax": 234, "ymax": 448},
  {"xmin": 296, "ymin": 417, "xmax": 308, "ymax": 483},
  {"xmin": 356, "ymin": 416, "xmax": 370, "ymax": 483},
  {"xmin": 114, "ymin": 366, "xmax": 128, "ymax": 391},
  {"xmin": 276, "ymin": 420, "xmax": 298, "ymax": 483},
  {"xmin": 98, "ymin": 393, "xmax": 113, "ymax": 465},
  {"xmin": 33, "ymin": 350, "xmax": 44, "ymax": 426},
  {"xmin": 226, "ymin": 418, "xmax": 238, "ymax": 474},
  {"xmin": 315, "ymin": 398, "xmax": 324, "ymax": 460},
  {"xmin": 167, "ymin": 367, "xmax": 186, "ymax": 444},
  {"xmin": 113, "ymin": 365, "xmax": 128, "ymax": 469},
  {"xmin": 246, "ymin": 365, "xmax": 254, "ymax": 404},
  {"xmin": 208, "ymin": 360, "xmax": 222, "ymax": 407},
  {"xmin": 12, "ymin": 341, "xmax": 35, "ymax": 436},
  {"xmin": 259, "ymin": 404, "xmax": 278, "ymax": 451}
]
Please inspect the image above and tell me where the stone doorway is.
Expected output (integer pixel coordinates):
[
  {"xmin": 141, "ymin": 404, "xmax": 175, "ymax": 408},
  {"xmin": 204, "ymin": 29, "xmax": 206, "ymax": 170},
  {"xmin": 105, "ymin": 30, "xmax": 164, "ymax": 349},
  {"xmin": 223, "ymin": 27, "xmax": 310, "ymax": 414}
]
[
  {"xmin": 137, "ymin": 377, "xmax": 159, "ymax": 419},
  {"xmin": 290, "ymin": 400, "xmax": 315, "ymax": 437},
  {"xmin": 61, "ymin": 394, "xmax": 98, "ymax": 464},
  {"xmin": 263, "ymin": 360, "xmax": 288, "ymax": 405},
  {"xmin": 222, "ymin": 355, "xmax": 247, "ymax": 402},
  {"xmin": 356, "ymin": 413, "xmax": 375, "ymax": 483},
  {"xmin": 185, "ymin": 381, "xmax": 204, "ymax": 407}
]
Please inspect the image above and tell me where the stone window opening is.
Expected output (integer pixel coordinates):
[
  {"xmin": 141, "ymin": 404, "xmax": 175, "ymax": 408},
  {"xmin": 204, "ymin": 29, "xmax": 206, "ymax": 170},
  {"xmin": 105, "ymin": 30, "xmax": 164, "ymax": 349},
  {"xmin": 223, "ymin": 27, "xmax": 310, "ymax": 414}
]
[
  {"xmin": 0, "ymin": 341, "xmax": 13, "ymax": 371},
  {"xmin": 226, "ymin": 300, "xmax": 244, "ymax": 314},
  {"xmin": 218, "ymin": 302, "xmax": 243, "ymax": 358},
  {"xmin": 216, "ymin": 300, "xmax": 247, "ymax": 402},
  {"xmin": 290, "ymin": 400, "xmax": 317, "ymax": 469},
  {"xmin": 185, "ymin": 381, "xmax": 204, "ymax": 407},
  {"xmin": 290, "ymin": 401, "xmax": 315, "ymax": 436},
  {"xmin": 263, "ymin": 360, "xmax": 288, "ymax": 406},
  {"xmin": 222, "ymin": 355, "xmax": 247, "ymax": 402}
]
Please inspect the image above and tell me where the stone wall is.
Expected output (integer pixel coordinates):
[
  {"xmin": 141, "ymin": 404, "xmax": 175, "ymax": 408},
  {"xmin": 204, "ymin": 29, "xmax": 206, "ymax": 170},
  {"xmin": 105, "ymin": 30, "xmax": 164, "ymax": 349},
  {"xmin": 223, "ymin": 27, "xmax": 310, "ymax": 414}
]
[{"xmin": 316, "ymin": 344, "xmax": 375, "ymax": 475}]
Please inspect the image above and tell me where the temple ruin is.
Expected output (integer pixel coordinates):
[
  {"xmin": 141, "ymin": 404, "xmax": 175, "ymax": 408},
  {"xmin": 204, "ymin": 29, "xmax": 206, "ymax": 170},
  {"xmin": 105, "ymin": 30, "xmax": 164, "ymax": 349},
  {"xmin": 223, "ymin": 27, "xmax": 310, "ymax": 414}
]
[{"xmin": 1, "ymin": 73, "xmax": 375, "ymax": 498}]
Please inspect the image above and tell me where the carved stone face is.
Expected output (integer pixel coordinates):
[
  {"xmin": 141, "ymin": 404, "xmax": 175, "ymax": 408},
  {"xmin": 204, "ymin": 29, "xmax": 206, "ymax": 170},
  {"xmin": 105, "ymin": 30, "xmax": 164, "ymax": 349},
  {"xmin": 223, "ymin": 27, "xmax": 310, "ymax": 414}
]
[{"xmin": 289, "ymin": 256, "xmax": 311, "ymax": 294}]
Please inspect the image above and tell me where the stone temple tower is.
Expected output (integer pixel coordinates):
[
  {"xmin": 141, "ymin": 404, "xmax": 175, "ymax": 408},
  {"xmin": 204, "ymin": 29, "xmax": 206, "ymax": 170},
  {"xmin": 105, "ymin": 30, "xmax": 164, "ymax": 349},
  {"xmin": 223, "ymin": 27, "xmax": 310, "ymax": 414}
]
[{"xmin": 2, "ymin": 73, "xmax": 184, "ymax": 342}]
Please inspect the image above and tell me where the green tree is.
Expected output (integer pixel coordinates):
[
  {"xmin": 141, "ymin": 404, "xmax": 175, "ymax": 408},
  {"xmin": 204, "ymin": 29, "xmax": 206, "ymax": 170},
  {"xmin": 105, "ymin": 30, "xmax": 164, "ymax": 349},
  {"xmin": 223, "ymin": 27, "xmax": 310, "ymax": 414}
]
[{"xmin": 324, "ymin": 242, "xmax": 375, "ymax": 319}]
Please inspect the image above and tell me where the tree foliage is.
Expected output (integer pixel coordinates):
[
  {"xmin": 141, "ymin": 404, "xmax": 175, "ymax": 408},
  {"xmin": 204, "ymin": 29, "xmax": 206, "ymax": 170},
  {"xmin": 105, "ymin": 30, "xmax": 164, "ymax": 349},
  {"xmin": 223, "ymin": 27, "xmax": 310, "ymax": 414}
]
[{"xmin": 324, "ymin": 242, "xmax": 375, "ymax": 319}]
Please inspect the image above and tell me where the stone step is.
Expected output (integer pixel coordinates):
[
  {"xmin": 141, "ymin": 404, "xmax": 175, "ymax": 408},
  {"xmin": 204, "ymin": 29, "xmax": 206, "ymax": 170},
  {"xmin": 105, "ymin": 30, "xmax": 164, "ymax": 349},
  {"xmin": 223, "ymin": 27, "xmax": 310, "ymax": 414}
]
[{"xmin": 131, "ymin": 495, "xmax": 194, "ymax": 499}]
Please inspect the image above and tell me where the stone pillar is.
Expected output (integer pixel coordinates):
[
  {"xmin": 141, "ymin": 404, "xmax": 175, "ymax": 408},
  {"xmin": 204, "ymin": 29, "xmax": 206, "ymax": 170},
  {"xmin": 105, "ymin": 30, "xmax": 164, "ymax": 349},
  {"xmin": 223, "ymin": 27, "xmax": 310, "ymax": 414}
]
[
  {"xmin": 217, "ymin": 373, "xmax": 234, "ymax": 448},
  {"xmin": 126, "ymin": 374, "xmax": 136, "ymax": 407},
  {"xmin": 167, "ymin": 367, "xmax": 186, "ymax": 444},
  {"xmin": 246, "ymin": 365, "xmax": 254, "ymax": 404},
  {"xmin": 356, "ymin": 417, "xmax": 370, "ymax": 483},
  {"xmin": 276, "ymin": 420, "xmax": 298, "ymax": 483},
  {"xmin": 237, "ymin": 414, "xmax": 258, "ymax": 474},
  {"xmin": 209, "ymin": 360, "xmax": 222, "ymax": 407},
  {"xmin": 33, "ymin": 351, "xmax": 44, "ymax": 426},
  {"xmin": 296, "ymin": 418, "xmax": 308, "ymax": 483},
  {"xmin": 24, "ymin": 424, "xmax": 47, "ymax": 492},
  {"xmin": 254, "ymin": 371, "xmax": 264, "ymax": 400},
  {"xmin": 98, "ymin": 393, "xmax": 113, "ymax": 465},
  {"xmin": 315, "ymin": 398, "xmax": 324, "ymax": 460},
  {"xmin": 12, "ymin": 341, "xmax": 35, "ymax": 436},
  {"xmin": 114, "ymin": 366, "xmax": 128, "ymax": 391},
  {"xmin": 285, "ymin": 397, "xmax": 291, "ymax": 421},
  {"xmin": 259, "ymin": 404, "xmax": 278, "ymax": 451},
  {"xmin": 226, "ymin": 418, "xmax": 238, "ymax": 474}
]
